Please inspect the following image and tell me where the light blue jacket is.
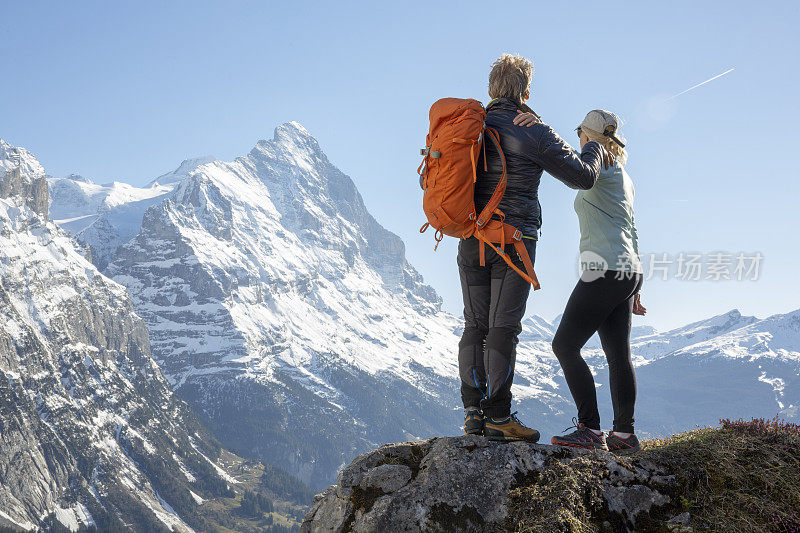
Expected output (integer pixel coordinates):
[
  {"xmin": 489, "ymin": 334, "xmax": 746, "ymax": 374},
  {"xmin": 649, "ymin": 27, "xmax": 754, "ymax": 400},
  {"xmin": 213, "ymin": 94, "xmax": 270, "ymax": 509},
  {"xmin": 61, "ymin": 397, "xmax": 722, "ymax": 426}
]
[{"xmin": 573, "ymin": 162, "xmax": 642, "ymax": 273}]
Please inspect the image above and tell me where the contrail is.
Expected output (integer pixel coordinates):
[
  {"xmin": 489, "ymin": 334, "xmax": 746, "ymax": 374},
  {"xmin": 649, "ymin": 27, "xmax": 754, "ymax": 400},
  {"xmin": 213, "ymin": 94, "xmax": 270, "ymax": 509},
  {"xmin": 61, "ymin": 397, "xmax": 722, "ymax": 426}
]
[{"xmin": 666, "ymin": 68, "xmax": 735, "ymax": 100}]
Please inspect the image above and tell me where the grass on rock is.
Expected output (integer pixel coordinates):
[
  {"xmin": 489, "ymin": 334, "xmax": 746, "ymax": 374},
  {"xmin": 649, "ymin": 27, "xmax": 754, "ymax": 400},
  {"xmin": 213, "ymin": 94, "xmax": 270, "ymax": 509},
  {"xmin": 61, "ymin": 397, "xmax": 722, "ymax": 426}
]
[{"xmin": 507, "ymin": 417, "xmax": 800, "ymax": 533}]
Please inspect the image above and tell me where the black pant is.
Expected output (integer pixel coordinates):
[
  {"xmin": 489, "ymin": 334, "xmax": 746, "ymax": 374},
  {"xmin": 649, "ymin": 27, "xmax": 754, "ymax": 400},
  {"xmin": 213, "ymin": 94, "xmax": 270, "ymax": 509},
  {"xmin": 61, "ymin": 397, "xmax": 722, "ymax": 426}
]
[
  {"xmin": 457, "ymin": 236, "xmax": 535, "ymax": 418},
  {"xmin": 551, "ymin": 270, "xmax": 643, "ymax": 433}
]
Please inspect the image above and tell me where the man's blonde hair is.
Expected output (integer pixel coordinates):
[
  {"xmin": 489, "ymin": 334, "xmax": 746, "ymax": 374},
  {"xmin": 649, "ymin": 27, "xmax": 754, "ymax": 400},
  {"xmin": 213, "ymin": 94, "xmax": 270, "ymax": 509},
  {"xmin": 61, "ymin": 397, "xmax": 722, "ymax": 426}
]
[{"xmin": 488, "ymin": 54, "xmax": 533, "ymax": 103}]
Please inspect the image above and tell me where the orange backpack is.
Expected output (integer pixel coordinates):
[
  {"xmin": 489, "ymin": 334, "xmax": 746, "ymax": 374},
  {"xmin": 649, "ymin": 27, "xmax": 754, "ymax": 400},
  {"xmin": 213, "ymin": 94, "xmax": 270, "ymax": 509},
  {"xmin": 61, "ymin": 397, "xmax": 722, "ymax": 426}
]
[{"xmin": 418, "ymin": 98, "xmax": 540, "ymax": 289}]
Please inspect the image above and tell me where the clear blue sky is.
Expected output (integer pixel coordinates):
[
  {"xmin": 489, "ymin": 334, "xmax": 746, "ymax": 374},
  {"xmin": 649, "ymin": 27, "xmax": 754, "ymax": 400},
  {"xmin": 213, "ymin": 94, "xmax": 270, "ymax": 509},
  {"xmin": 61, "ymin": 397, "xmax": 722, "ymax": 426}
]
[{"xmin": 2, "ymin": 1, "xmax": 798, "ymax": 329}]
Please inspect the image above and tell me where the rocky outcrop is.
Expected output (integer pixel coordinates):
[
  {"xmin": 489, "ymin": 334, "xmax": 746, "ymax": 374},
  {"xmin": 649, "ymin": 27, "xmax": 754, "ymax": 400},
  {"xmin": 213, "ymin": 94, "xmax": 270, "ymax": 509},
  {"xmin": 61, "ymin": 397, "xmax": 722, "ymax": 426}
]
[
  {"xmin": 1, "ymin": 140, "xmax": 49, "ymax": 219},
  {"xmin": 302, "ymin": 436, "xmax": 687, "ymax": 533},
  {"xmin": 304, "ymin": 419, "xmax": 800, "ymax": 532}
]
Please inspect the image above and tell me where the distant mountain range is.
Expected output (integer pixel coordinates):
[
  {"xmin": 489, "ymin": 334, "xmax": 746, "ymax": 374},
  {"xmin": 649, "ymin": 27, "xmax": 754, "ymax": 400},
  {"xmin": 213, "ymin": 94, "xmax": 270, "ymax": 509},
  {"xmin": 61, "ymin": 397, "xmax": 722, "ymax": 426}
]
[
  {"xmin": 47, "ymin": 155, "xmax": 215, "ymax": 270},
  {"xmin": 1, "ymin": 124, "xmax": 797, "ymax": 530}
]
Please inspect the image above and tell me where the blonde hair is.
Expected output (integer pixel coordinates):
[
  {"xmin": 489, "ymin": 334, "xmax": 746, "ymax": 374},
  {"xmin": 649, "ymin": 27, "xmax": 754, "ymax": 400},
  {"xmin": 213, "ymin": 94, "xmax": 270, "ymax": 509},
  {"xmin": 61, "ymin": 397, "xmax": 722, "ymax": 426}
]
[
  {"xmin": 488, "ymin": 54, "xmax": 533, "ymax": 103},
  {"xmin": 581, "ymin": 125, "xmax": 628, "ymax": 165}
]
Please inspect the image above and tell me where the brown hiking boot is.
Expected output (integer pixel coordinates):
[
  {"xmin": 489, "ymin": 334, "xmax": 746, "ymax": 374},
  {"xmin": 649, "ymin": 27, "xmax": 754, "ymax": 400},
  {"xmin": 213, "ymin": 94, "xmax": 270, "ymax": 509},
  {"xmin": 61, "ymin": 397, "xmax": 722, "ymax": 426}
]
[{"xmin": 484, "ymin": 412, "xmax": 540, "ymax": 442}]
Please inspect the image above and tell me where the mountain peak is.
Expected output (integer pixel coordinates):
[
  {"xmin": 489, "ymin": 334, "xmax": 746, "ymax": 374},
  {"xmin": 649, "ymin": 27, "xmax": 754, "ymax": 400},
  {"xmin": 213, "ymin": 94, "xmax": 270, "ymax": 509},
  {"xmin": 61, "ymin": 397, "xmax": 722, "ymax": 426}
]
[
  {"xmin": 276, "ymin": 120, "xmax": 311, "ymax": 138},
  {"xmin": 1, "ymin": 138, "xmax": 46, "ymax": 180},
  {"xmin": 149, "ymin": 155, "xmax": 216, "ymax": 187},
  {"xmin": 50, "ymin": 173, "xmax": 94, "ymax": 184},
  {"xmin": 0, "ymin": 138, "xmax": 49, "ymax": 218},
  {"xmin": 248, "ymin": 122, "xmax": 325, "ymax": 170}
]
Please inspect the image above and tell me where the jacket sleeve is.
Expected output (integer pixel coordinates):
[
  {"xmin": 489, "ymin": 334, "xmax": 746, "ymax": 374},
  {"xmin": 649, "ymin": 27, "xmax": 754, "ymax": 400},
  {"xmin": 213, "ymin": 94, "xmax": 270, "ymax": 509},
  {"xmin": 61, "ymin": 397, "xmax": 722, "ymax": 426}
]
[{"xmin": 533, "ymin": 127, "xmax": 604, "ymax": 190}]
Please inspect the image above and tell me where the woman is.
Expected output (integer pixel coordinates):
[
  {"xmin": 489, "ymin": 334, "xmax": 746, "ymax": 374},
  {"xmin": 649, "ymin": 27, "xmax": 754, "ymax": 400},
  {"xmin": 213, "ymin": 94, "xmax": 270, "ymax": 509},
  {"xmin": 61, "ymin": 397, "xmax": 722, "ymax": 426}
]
[{"xmin": 517, "ymin": 109, "xmax": 646, "ymax": 454}]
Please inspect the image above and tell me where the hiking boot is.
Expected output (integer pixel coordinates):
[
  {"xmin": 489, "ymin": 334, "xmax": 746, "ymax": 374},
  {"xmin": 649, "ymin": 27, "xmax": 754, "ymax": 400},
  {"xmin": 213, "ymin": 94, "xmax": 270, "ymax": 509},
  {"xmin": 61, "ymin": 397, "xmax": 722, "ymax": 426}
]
[
  {"xmin": 463, "ymin": 406, "xmax": 485, "ymax": 436},
  {"xmin": 484, "ymin": 412, "xmax": 540, "ymax": 442},
  {"xmin": 606, "ymin": 432, "xmax": 641, "ymax": 455},
  {"xmin": 551, "ymin": 418, "xmax": 609, "ymax": 451}
]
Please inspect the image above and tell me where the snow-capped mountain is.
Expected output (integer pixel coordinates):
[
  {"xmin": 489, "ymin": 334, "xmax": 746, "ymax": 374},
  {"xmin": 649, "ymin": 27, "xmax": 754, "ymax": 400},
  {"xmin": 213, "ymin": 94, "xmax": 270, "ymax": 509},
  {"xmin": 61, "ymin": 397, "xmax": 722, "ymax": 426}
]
[
  {"xmin": 103, "ymin": 123, "xmax": 458, "ymax": 490},
  {"xmin": 1, "ymin": 139, "xmax": 49, "ymax": 218},
  {"xmin": 630, "ymin": 309, "xmax": 758, "ymax": 359},
  {"xmin": 0, "ymin": 140, "xmax": 242, "ymax": 532},
  {"xmin": 148, "ymin": 155, "xmax": 216, "ymax": 187},
  {"xmin": 44, "ymin": 123, "xmax": 800, "ymax": 493},
  {"xmin": 632, "ymin": 309, "xmax": 800, "ymax": 428},
  {"xmin": 48, "ymin": 156, "xmax": 215, "ymax": 270}
]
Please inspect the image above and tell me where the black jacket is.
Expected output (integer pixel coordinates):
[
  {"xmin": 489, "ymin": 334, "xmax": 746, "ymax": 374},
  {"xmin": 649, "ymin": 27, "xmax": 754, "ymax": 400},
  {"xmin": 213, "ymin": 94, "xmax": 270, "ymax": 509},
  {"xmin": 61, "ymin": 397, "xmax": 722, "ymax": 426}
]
[{"xmin": 475, "ymin": 97, "xmax": 605, "ymax": 237}]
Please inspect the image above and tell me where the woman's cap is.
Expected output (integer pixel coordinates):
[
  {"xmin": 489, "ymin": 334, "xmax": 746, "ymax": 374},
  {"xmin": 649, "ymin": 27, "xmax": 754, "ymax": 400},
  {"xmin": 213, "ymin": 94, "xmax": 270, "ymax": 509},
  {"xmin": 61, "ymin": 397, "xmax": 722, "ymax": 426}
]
[
  {"xmin": 576, "ymin": 109, "xmax": 619, "ymax": 134},
  {"xmin": 576, "ymin": 109, "xmax": 626, "ymax": 148}
]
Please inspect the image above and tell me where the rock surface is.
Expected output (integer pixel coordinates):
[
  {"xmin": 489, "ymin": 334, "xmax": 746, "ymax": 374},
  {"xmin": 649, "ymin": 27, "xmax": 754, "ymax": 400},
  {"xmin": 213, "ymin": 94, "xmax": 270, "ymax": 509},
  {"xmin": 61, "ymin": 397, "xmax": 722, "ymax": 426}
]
[
  {"xmin": 1, "ymin": 139, "xmax": 49, "ymax": 218},
  {"xmin": 302, "ymin": 435, "xmax": 683, "ymax": 533}
]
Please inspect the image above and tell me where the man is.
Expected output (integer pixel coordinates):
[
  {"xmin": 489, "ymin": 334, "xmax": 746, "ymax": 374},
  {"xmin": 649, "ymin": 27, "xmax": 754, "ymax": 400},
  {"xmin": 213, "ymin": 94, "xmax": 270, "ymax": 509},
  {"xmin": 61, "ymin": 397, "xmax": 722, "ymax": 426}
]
[{"xmin": 460, "ymin": 54, "xmax": 611, "ymax": 441}]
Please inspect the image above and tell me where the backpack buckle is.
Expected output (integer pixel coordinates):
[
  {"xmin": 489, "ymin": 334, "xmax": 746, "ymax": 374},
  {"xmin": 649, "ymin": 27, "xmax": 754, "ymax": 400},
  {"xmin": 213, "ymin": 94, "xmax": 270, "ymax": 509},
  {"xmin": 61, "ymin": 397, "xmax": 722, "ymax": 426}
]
[
  {"xmin": 476, "ymin": 218, "xmax": 485, "ymax": 227},
  {"xmin": 513, "ymin": 230, "xmax": 522, "ymax": 241}
]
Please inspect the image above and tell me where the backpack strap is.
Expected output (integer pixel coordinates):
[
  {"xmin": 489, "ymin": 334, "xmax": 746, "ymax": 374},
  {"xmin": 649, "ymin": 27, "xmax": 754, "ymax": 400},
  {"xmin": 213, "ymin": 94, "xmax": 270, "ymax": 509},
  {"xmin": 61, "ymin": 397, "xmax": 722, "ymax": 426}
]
[
  {"xmin": 476, "ymin": 234, "xmax": 541, "ymax": 290},
  {"xmin": 478, "ymin": 236, "xmax": 541, "ymax": 290},
  {"xmin": 452, "ymin": 135, "xmax": 482, "ymax": 184},
  {"xmin": 475, "ymin": 221, "xmax": 541, "ymax": 289},
  {"xmin": 513, "ymin": 238, "xmax": 540, "ymax": 289},
  {"xmin": 475, "ymin": 127, "xmax": 506, "ymax": 229}
]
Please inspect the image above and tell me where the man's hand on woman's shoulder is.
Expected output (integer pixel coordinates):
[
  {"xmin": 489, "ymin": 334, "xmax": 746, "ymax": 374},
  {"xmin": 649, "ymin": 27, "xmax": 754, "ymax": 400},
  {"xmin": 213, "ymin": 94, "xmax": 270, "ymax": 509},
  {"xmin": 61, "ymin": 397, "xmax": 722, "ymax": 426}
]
[{"xmin": 513, "ymin": 110, "xmax": 541, "ymax": 127}]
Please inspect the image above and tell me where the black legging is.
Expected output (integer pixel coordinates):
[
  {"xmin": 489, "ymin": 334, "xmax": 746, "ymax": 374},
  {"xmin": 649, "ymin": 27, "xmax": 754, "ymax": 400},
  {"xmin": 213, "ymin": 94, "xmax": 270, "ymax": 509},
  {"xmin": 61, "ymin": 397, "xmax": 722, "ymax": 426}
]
[{"xmin": 551, "ymin": 270, "xmax": 643, "ymax": 433}]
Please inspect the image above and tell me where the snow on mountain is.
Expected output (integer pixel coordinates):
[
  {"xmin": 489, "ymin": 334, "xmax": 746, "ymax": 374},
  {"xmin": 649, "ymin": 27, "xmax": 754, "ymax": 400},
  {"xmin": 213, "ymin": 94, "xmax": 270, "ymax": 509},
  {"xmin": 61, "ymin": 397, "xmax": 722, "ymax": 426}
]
[
  {"xmin": 630, "ymin": 309, "xmax": 758, "ymax": 359},
  {"xmin": 48, "ymin": 156, "xmax": 215, "ymax": 269},
  {"xmin": 548, "ymin": 309, "xmax": 754, "ymax": 355},
  {"xmin": 519, "ymin": 315, "xmax": 557, "ymax": 343},
  {"xmin": 105, "ymin": 122, "xmax": 457, "ymax": 490},
  {"xmin": 509, "ymin": 308, "xmax": 800, "ymax": 441},
  {"xmin": 1, "ymin": 138, "xmax": 48, "ymax": 218},
  {"xmin": 627, "ymin": 310, "xmax": 800, "ymax": 434},
  {"xmin": 0, "ymin": 140, "xmax": 239, "ymax": 532},
  {"xmin": 149, "ymin": 155, "xmax": 216, "ymax": 187},
  {"xmin": 661, "ymin": 310, "xmax": 800, "ymax": 415}
]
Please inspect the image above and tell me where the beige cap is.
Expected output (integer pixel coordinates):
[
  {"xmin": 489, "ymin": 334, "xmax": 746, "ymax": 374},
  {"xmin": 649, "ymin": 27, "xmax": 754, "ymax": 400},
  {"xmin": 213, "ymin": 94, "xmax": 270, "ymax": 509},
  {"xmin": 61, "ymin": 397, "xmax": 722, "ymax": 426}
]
[{"xmin": 576, "ymin": 109, "xmax": 626, "ymax": 147}]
